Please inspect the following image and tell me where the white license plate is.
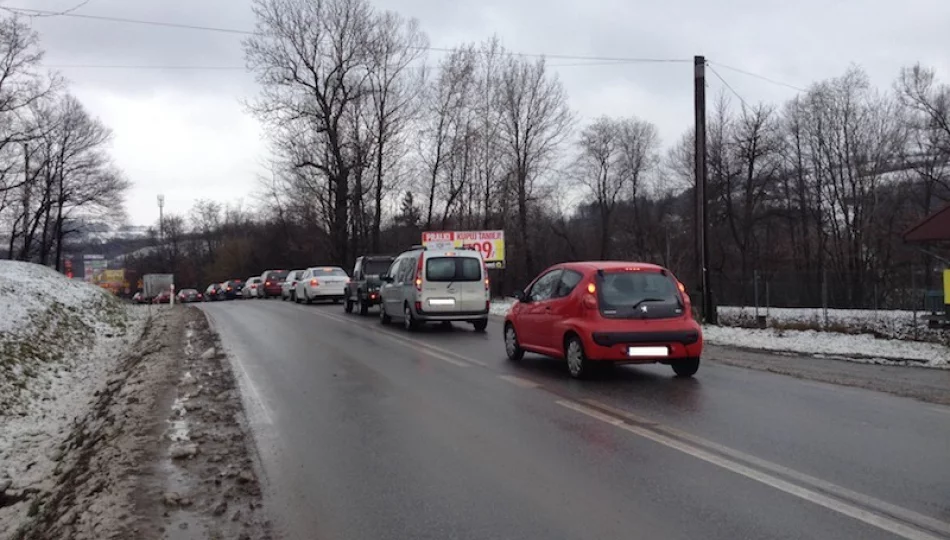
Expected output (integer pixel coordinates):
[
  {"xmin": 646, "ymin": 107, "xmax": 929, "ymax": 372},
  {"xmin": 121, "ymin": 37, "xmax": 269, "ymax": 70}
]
[
  {"xmin": 428, "ymin": 298, "xmax": 456, "ymax": 306},
  {"xmin": 627, "ymin": 346, "xmax": 668, "ymax": 357}
]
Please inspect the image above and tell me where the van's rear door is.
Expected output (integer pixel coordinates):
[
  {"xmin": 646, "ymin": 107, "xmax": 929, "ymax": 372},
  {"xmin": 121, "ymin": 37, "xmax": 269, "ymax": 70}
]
[
  {"xmin": 457, "ymin": 256, "xmax": 487, "ymax": 313},
  {"xmin": 421, "ymin": 255, "xmax": 464, "ymax": 313}
]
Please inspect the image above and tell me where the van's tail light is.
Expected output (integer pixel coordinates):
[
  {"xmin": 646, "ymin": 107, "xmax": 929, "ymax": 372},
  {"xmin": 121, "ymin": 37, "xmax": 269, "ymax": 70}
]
[
  {"xmin": 310, "ymin": 279, "xmax": 320, "ymax": 287},
  {"xmin": 483, "ymin": 261, "xmax": 490, "ymax": 291},
  {"xmin": 414, "ymin": 256, "xmax": 423, "ymax": 291}
]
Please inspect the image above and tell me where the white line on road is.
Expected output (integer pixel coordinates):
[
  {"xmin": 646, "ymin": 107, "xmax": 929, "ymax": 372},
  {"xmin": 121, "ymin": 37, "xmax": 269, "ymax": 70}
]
[
  {"xmin": 583, "ymin": 398, "xmax": 950, "ymax": 537},
  {"xmin": 199, "ymin": 308, "xmax": 274, "ymax": 425},
  {"xmin": 556, "ymin": 400, "xmax": 945, "ymax": 540},
  {"xmin": 498, "ymin": 375, "xmax": 541, "ymax": 388},
  {"xmin": 307, "ymin": 308, "xmax": 472, "ymax": 368}
]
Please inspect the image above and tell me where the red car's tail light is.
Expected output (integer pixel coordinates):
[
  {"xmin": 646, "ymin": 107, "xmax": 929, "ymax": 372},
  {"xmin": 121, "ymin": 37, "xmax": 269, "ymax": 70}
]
[{"xmin": 587, "ymin": 282, "xmax": 596, "ymax": 294}]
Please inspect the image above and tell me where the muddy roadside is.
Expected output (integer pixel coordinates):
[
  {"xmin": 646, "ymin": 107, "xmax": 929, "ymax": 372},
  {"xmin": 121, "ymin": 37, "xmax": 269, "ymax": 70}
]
[
  {"xmin": 705, "ymin": 344, "xmax": 950, "ymax": 406},
  {"xmin": 10, "ymin": 307, "xmax": 271, "ymax": 540}
]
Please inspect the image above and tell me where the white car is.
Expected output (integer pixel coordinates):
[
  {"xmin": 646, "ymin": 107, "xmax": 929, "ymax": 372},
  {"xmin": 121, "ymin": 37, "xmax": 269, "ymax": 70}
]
[
  {"xmin": 282, "ymin": 269, "xmax": 305, "ymax": 301},
  {"xmin": 242, "ymin": 277, "xmax": 263, "ymax": 299},
  {"xmin": 295, "ymin": 267, "xmax": 349, "ymax": 304}
]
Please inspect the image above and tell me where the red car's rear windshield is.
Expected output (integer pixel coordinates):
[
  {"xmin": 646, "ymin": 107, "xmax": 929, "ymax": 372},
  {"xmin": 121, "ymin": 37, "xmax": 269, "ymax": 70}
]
[{"xmin": 595, "ymin": 270, "xmax": 682, "ymax": 319}]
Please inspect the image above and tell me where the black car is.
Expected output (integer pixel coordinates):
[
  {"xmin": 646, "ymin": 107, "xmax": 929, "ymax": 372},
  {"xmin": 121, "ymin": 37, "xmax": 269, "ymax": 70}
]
[
  {"xmin": 344, "ymin": 255, "xmax": 395, "ymax": 316},
  {"xmin": 218, "ymin": 279, "xmax": 244, "ymax": 300}
]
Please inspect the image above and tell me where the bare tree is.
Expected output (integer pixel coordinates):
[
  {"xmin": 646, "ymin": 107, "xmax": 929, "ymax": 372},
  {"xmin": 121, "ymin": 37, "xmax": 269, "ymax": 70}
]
[
  {"xmin": 417, "ymin": 46, "xmax": 476, "ymax": 229},
  {"xmin": 495, "ymin": 56, "xmax": 573, "ymax": 274},
  {"xmin": 245, "ymin": 0, "xmax": 377, "ymax": 264},
  {"xmin": 365, "ymin": 11, "xmax": 427, "ymax": 251}
]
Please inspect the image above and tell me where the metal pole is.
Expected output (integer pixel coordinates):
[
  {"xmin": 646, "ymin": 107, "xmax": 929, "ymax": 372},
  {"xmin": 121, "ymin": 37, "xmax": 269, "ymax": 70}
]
[
  {"xmin": 822, "ymin": 268, "xmax": 829, "ymax": 328},
  {"xmin": 754, "ymin": 270, "xmax": 760, "ymax": 320}
]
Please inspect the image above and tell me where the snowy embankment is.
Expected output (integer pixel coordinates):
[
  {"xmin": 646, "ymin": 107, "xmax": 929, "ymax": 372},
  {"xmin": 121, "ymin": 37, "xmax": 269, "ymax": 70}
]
[
  {"xmin": 702, "ymin": 326, "xmax": 949, "ymax": 368},
  {"xmin": 718, "ymin": 305, "xmax": 943, "ymax": 343},
  {"xmin": 0, "ymin": 261, "xmax": 146, "ymax": 539},
  {"xmin": 489, "ymin": 299, "xmax": 949, "ymax": 368}
]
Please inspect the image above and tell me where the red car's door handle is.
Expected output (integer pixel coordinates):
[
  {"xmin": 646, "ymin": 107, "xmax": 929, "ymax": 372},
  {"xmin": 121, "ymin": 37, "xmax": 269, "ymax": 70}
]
[{"xmin": 544, "ymin": 306, "xmax": 552, "ymax": 311}]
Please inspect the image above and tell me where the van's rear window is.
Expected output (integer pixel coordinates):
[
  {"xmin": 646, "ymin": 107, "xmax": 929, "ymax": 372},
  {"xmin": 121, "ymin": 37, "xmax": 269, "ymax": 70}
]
[{"xmin": 426, "ymin": 257, "xmax": 481, "ymax": 282}]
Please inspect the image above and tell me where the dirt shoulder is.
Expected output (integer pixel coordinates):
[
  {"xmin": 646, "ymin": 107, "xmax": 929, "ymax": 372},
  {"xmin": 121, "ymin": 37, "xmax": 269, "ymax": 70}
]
[
  {"xmin": 705, "ymin": 344, "xmax": 950, "ymax": 406},
  {"xmin": 9, "ymin": 307, "xmax": 270, "ymax": 540}
]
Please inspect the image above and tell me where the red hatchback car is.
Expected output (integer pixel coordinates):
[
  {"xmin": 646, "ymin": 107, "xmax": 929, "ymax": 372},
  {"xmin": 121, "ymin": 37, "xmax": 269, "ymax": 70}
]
[{"xmin": 504, "ymin": 261, "xmax": 702, "ymax": 379}]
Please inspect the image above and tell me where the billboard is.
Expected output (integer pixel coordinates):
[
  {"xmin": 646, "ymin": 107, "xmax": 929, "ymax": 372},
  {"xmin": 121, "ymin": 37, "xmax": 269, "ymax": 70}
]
[
  {"xmin": 96, "ymin": 269, "xmax": 126, "ymax": 294},
  {"xmin": 422, "ymin": 230, "xmax": 506, "ymax": 269},
  {"xmin": 83, "ymin": 254, "xmax": 107, "ymax": 283}
]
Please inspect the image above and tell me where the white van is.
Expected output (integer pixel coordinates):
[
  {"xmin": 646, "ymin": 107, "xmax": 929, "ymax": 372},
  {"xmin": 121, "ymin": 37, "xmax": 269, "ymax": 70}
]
[{"xmin": 379, "ymin": 246, "xmax": 489, "ymax": 332}]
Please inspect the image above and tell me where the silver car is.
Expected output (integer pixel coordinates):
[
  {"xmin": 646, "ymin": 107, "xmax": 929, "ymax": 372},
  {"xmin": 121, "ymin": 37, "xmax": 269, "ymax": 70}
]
[{"xmin": 379, "ymin": 247, "xmax": 489, "ymax": 332}]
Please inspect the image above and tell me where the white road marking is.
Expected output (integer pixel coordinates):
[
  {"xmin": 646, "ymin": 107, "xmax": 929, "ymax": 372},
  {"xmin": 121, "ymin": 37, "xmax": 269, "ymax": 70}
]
[
  {"xmin": 307, "ymin": 308, "xmax": 471, "ymax": 368},
  {"xmin": 199, "ymin": 308, "xmax": 274, "ymax": 425},
  {"xmin": 498, "ymin": 375, "xmax": 541, "ymax": 388},
  {"xmin": 557, "ymin": 400, "xmax": 945, "ymax": 540},
  {"xmin": 583, "ymin": 398, "xmax": 950, "ymax": 537}
]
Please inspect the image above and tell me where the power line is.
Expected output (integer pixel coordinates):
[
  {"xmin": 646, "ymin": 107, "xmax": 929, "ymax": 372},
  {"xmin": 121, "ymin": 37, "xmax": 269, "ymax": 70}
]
[
  {"xmin": 708, "ymin": 61, "xmax": 806, "ymax": 92},
  {"xmin": 1, "ymin": 6, "xmax": 254, "ymax": 34},
  {"xmin": 42, "ymin": 59, "xmax": 669, "ymax": 71},
  {"xmin": 3, "ymin": 6, "xmax": 691, "ymax": 64},
  {"xmin": 707, "ymin": 63, "xmax": 751, "ymax": 111}
]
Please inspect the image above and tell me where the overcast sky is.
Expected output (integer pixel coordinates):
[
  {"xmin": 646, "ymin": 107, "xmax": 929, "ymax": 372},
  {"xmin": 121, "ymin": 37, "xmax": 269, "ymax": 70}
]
[{"xmin": 11, "ymin": 0, "xmax": 950, "ymax": 226}]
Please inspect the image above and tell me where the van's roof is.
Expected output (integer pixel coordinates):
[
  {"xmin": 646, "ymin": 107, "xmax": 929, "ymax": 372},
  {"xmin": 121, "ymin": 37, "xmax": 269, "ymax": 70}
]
[{"xmin": 422, "ymin": 248, "xmax": 483, "ymax": 258}]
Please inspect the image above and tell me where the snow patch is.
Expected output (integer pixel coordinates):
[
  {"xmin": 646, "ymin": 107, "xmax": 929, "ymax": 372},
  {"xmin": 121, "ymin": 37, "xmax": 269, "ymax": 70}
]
[
  {"xmin": 718, "ymin": 305, "xmax": 945, "ymax": 343},
  {"xmin": 490, "ymin": 298, "xmax": 515, "ymax": 317},
  {"xmin": 703, "ymin": 325, "xmax": 950, "ymax": 369},
  {"xmin": 0, "ymin": 261, "xmax": 147, "ymax": 538}
]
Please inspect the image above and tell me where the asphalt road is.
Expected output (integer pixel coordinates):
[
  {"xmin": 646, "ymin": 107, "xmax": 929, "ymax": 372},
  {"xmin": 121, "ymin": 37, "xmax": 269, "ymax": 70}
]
[{"xmin": 199, "ymin": 300, "xmax": 950, "ymax": 540}]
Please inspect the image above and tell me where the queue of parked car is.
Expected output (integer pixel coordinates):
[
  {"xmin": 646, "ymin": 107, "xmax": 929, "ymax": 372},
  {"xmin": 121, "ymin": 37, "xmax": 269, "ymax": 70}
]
[{"xmin": 191, "ymin": 244, "xmax": 703, "ymax": 379}]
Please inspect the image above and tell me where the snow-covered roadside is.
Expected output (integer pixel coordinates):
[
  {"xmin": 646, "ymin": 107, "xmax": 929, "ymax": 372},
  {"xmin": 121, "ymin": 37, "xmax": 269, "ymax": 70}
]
[
  {"xmin": 490, "ymin": 298, "xmax": 515, "ymax": 317},
  {"xmin": 702, "ymin": 325, "xmax": 950, "ymax": 369},
  {"xmin": 0, "ymin": 261, "xmax": 147, "ymax": 539},
  {"xmin": 718, "ymin": 305, "xmax": 944, "ymax": 343}
]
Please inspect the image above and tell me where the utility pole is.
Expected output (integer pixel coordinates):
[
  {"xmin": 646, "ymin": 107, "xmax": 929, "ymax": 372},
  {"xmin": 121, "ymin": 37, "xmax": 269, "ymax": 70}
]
[
  {"xmin": 694, "ymin": 55, "xmax": 716, "ymax": 324},
  {"xmin": 157, "ymin": 194, "xmax": 165, "ymax": 242}
]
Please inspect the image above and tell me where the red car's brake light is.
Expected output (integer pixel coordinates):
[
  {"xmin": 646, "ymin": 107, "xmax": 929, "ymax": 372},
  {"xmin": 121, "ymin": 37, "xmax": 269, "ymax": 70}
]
[{"xmin": 583, "ymin": 281, "xmax": 598, "ymax": 310}]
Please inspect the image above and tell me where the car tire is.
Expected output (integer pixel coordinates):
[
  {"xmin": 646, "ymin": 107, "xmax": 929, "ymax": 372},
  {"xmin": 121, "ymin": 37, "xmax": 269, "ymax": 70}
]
[
  {"xmin": 472, "ymin": 319, "xmax": 488, "ymax": 332},
  {"xmin": 345, "ymin": 297, "xmax": 354, "ymax": 313},
  {"xmin": 403, "ymin": 304, "xmax": 419, "ymax": 332},
  {"xmin": 380, "ymin": 304, "xmax": 391, "ymax": 325},
  {"xmin": 565, "ymin": 335, "xmax": 589, "ymax": 379},
  {"xmin": 358, "ymin": 297, "xmax": 369, "ymax": 316},
  {"xmin": 672, "ymin": 358, "xmax": 700, "ymax": 378},
  {"xmin": 504, "ymin": 323, "xmax": 524, "ymax": 361}
]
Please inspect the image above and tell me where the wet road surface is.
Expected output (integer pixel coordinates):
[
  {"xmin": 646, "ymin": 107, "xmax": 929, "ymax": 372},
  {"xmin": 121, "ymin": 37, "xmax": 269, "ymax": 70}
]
[{"xmin": 199, "ymin": 300, "xmax": 950, "ymax": 540}]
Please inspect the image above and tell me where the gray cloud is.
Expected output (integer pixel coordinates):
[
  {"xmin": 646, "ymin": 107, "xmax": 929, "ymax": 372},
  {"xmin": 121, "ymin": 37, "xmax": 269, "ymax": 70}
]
[{"xmin": 11, "ymin": 0, "xmax": 950, "ymax": 223}]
